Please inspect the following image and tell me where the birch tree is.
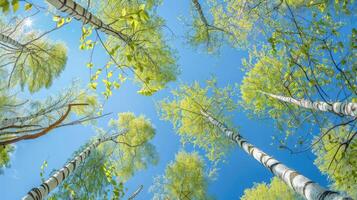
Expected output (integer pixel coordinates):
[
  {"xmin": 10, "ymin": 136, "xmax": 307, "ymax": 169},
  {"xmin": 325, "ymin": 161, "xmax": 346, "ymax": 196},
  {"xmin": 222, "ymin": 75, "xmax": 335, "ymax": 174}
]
[
  {"xmin": 23, "ymin": 112, "xmax": 158, "ymax": 200},
  {"xmin": 158, "ymin": 80, "xmax": 352, "ymax": 200},
  {"xmin": 46, "ymin": 0, "xmax": 178, "ymax": 97},
  {"xmin": 0, "ymin": 87, "xmax": 100, "ymax": 146},
  {"xmin": 239, "ymin": 46, "xmax": 356, "ymax": 168},
  {"xmin": 259, "ymin": 91, "xmax": 357, "ymax": 117},
  {"xmin": 0, "ymin": 18, "xmax": 68, "ymax": 92}
]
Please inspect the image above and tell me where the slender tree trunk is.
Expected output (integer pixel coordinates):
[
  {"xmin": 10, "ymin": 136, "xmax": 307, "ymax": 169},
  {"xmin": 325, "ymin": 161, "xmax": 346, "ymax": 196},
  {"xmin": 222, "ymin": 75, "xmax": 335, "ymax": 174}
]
[
  {"xmin": 22, "ymin": 129, "xmax": 127, "ymax": 200},
  {"xmin": 0, "ymin": 33, "xmax": 28, "ymax": 50},
  {"xmin": 0, "ymin": 104, "xmax": 88, "ymax": 145},
  {"xmin": 192, "ymin": 0, "xmax": 209, "ymax": 27},
  {"xmin": 46, "ymin": 0, "xmax": 130, "ymax": 43},
  {"xmin": 128, "ymin": 185, "xmax": 143, "ymax": 200},
  {"xmin": 0, "ymin": 104, "xmax": 65, "ymax": 127},
  {"xmin": 200, "ymin": 110, "xmax": 351, "ymax": 200},
  {"xmin": 260, "ymin": 91, "xmax": 357, "ymax": 117}
]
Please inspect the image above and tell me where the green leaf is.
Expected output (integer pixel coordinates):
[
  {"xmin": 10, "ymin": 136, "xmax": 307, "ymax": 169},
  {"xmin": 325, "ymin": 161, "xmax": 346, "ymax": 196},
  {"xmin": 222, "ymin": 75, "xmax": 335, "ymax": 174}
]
[
  {"xmin": 24, "ymin": 3, "xmax": 32, "ymax": 11},
  {"xmin": 57, "ymin": 18, "xmax": 65, "ymax": 28},
  {"xmin": 53, "ymin": 15, "xmax": 61, "ymax": 22},
  {"xmin": 11, "ymin": 0, "xmax": 19, "ymax": 12},
  {"xmin": 0, "ymin": 1, "xmax": 10, "ymax": 13}
]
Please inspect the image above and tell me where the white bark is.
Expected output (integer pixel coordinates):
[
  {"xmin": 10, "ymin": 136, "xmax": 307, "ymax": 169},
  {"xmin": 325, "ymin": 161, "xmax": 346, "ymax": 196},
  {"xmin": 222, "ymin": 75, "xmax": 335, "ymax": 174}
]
[
  {"xmin": 46, "ymin": 0, "xmax": 130, "ymax": 43},
  {"xmin": 0, "ymin": 33, "xmax": 28, "ymax": 50},
  {"xmin": 21, "ymin": 129, "xmax": 128, "ymax": 200},
  {"xmin": 200, "ymin": 110, "xmax": 352, "ymax": 200},
  {"xmin": 260, "ymin": 91, "xmax": 357, "ymax": 117},
  {"xmin": 128, "ymin": 185, "xmax": 143, "ymax": 200},
  {"xmin": 1, "ymin": 103, "xmax": 70, "ymax": 128}
]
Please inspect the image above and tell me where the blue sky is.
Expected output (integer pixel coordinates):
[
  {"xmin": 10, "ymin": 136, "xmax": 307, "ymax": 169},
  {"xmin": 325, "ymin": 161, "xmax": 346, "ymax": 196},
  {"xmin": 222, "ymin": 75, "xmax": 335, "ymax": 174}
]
[{"xmin": 0, "ymin": 1, "xmax": 331, "ymax": 199}]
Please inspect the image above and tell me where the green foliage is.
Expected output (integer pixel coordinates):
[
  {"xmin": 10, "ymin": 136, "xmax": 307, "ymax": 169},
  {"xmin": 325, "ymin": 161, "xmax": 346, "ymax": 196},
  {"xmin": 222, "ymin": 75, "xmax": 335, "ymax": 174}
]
[
  {"xmin": 188, "ymin": 9, "xmax": 222, "ymax": 53},
  {"xmin": 51, "ymin": 112, "xmax": 158, "ymax": 199},
  {"xmin": 0, "ymin": 86, "xmax": 101, "ymax": 144},
  {"xmin": 107, "ymin": 112, "xmax": 159, "ymax": 181},
  {"xmin": 96, "ymin": 0, "xmax": 178, "ymax": 96},
  {"xmin": 240, "ymin": 47, "xmax": 317, "ymax": 134},
  {"xmin": 192, "ymin": 0, "xmax": 355, "ymax": 50},
  {"xmin": 313, "ymin": 126, "xmax": 357, "ymax": 197},
  {"xmin": 0, "ymin": 0, "xmax": 19, "ymax": 13},
  {"xmin": 159, "ymin": 79, "xmax": 237, "ymax": 162},
  {"xmin": 71, "ymin": 90, "xmax": 99, "ymax": 117},
  {"xmin": 151, "ymin": 151, "xmax": 212, "ymax": 200},
  {"xmin": 39, "ymin": 160, "xmax": 48, "ymax": 182},
  {"xmin": 240, "ymin": 177, "xmax": 301, "ymax": 200},
  {"xmin": 0, "ymin": 145, "xmax": 14, "ymax": 174},
  {"xmin": 0, "ymin": 0, "xmax": 32, "ymax": 13},
  {"xmin": 10, "ymin": 33, "xmax": 67, "ymax": 93}
]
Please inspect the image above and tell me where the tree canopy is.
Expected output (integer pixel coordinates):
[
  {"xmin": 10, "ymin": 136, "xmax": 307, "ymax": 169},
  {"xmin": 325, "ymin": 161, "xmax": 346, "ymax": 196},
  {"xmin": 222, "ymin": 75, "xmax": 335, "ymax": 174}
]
[
  {"xmin": 159, "ymin": 79, "xmax": 237, "ymax": 162},
  {"xmin": 0, "ymin": 0, "xmax": 355, "ymax": 199},
  {"xmin": 151, "ymin": 151, "xmax": 212, "ymax": 200},
  {"xmin": 50, "ymin": 112, "xmax": 158, "ymax": 199},
  {"xmin": 241, "ymin": 177, "xmax": 302, "ymax": 200}
]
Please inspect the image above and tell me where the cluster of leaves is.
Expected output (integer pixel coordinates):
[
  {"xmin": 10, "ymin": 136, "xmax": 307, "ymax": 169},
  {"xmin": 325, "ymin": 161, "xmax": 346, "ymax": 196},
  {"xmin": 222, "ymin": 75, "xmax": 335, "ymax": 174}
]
[
  {"xmin": 52, "ymin": 16, "xmax": 72, "ymax": 28},
  {"xmin": 11, "ymin": 33, "xmax": 68, "ymax": 92},
  {"xmin": 240, "ymin": 47, "xmax": 324, "ymax": 136},
  {"xmin": 0, "ymin": 0, "xmax": 32, "ymax": 13},
  {"xmin": 70, "ymin": 0, "xmax": 177, "ymax": 98},
  {"xmin": 159, "ymin": 79, "xmax": 237, "ymax": 163},
  {"xmin": 107, "ymin": 112, "xmax": 159, "ymax": 181},
  {"xmin": 97, "ymin": 0, "xmax": 178, "ymax": 96},
  {"xmin": 313, "ymin": 126, "xmax": 357, "ymax": 197},
  {"xmin": 50, "ymin": 112, "xmax": 158, "ymax": 199},
  {"xmin": 0, "ymin": 145, "xmax": 14, "ymax": 174},
  {"xmin": 0, "ymin": 19, "xmax": 68, "ymax": 93},
  {"xmin": 151, "ymin": 151, "xmax": 212, "ymax": 200},
  {"xmin": 241, "ymin": 177, "xmax": 302, "ymax": 200}
]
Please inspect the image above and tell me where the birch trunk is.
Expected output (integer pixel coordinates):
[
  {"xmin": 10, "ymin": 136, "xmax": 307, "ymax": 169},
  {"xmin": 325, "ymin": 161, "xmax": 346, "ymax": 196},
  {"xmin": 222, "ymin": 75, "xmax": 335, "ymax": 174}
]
[
  {"xmin": 260, "ymin": 91, "xmax": 357, "ymax": 117},
  {"xmin": 192, "ymin": 0, "xmax": 209, "ymax": 27},
  {"xmin": 0, "ymin": 103, "xmax": 72, "ymax": 128},
  {"xmin": 0, "ymin": 33, "xmax": 28, "ymax": 50},
  {"xmin": 200, "ymin": 110, "xmax": 351, "ymax": 200},
  {"xmin": 21, "ymin": 129, "xmax": 128, "ymax": 200},
  {"xmin": 46, "ymin": 0, "xmax": 130, "ymax": 43}
]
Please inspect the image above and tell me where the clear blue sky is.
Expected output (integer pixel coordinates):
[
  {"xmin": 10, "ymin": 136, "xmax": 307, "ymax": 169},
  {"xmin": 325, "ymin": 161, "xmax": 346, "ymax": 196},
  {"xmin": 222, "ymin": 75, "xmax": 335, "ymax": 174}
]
[{"xmin": 0, "ymin": 1, "xmax": 330, "ymax": 199}]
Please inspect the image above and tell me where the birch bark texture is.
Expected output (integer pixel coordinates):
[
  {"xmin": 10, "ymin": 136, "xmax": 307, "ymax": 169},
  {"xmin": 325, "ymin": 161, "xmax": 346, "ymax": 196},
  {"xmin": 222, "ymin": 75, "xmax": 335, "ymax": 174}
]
[
  {"xmin": 200, "ymin": 110, "xmax": 352, "ymax": 200},
  {"xmin": 46, "ymin": 0, "xmax": 130, "ymax": 43},
  {"xmin": 260, "ymin": 91, "xmax": 357, "ymax": 117},
  {"xmin": 0, "ymin": 33, "xmax": 28, "ymax": 50},
  {"xmin": 22, "ymin": 129, "xmax": 128, "ymax": 200}
]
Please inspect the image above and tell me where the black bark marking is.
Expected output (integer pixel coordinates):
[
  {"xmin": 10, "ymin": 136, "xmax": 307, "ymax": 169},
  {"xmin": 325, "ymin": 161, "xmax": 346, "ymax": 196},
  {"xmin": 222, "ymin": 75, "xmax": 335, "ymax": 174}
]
[
  {"xmin": 303, "ymin": 181, "xmax": 314, "ymax": 197},
  {"xmin": 61, "ymin": 169, "xmax": 66, "ymax": 180},
  {"xmin": 268, "ymin": 162, "xmax": 280, "ymax": 173},
  {"xmin": 59, "ymin": 0, "xmax": 67, "ymax": 10},
  {"xmin": 318, "ymin": 191, "xmax": 339, "ymax": 200},
  {"xmin": 33, "ymin": 187, "xmax": 42, "ymax": 200},
  {"xmin": 63, "ymin": 166, "xmax": 70, "ymax": 179},
  {"xmin": 28, "ymin": 191, "xmax": 36, "ymax": 200},
  {"xmin": 70, "ymin": 160, "xmax": 76, "ymax": 170},
  {"xmin": 51, "ymin": 175, "xmax": 60, "ymax": 186},
  {"xmin": 41, "ymin": 183, "xmax": 50, "ymax": 193},
  {"xmin": 259, "ymin": 153, "xmax": 268, "ymax": 165},
  {"xmin": 289, "ymin": 171, "xmax": 299, "ymax": 191},
  {"xmin": 239, "ymin": 139, "xmax": 246, "ymax": 147},
  {"xmin": 247, "ymin": 145, "xmax": 254, "ymax": 155},
  {"xmin": 87, "ymin": 13, "xmax": 92, "ymax": 25},
  {"xmin": 73, "ymin": 2, "xmax": 77, "ymax": 14}
]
